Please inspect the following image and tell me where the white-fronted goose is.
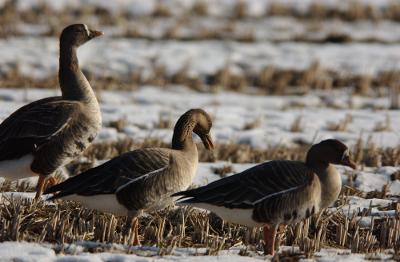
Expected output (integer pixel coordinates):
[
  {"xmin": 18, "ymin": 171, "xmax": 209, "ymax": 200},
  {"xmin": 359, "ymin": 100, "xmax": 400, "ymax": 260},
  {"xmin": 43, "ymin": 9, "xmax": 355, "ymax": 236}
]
[
  {"xmin": 0, "ymin": 24, "xmax": 103, "ymax": 199},
  {"xmin": 45, "ymin": 108, "xmax": 214, "ymax": 245},
  {"xmin": 173, "ymin": 139, "xmax": 356, "ymax": 255}
]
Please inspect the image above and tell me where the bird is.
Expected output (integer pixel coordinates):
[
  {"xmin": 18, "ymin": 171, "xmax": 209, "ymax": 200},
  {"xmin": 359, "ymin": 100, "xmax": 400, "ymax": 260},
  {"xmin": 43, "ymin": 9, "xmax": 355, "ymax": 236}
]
[
  {"xmin": 0, "ymin": 24, "xmax": 103, "ymax": 200},
  {"xmin": 45, "ymin": 108, "xmax": 214, "ymax": 245},
  {"xmin": 173, "ymin": 139, "xmax": 356, "ymax": 256}
]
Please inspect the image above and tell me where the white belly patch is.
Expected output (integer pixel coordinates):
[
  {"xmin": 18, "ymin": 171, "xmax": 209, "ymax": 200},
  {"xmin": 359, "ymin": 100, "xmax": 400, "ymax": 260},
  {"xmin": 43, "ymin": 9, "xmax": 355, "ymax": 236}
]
[
  {"xmin": 0, "ymin": 154, "xmax": 37, "ymax": 180},
  {"xmin": 190, "ymin": 203, "xmax": 263, "ymax": 227},
  {"xmin": 62, "ymin": 194, "xmax": 128, "ymax": 216}
]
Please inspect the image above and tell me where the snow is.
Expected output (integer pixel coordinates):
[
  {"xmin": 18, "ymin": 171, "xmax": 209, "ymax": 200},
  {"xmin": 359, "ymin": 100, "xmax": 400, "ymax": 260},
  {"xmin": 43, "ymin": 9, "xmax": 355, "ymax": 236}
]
[
  {"xmin": 0, "ymin": 1, "xmax": 399, "ymax": 260},
  {"xmin": 0, "ymin": 241, "xmax": 395, "ymax": 261},
  {"xmin": 0, "ymin": 241, "xmax": 266, "ymax": 261},
  {"xmin": 11, "ymin": 17, "xmax": 400, "ymax": 44},
  {"xmin": 0, "ymin": 86, "xmax": 397, "ymax": 260},
  {"xmin": 2, "ymin": 0, "xmax": 397, "ymax": 17},
  {"xmin": 0, "ymin": 242, "xmax": 55, "ymax": 261},
  {"xmin": 1, "ymin": 38, "xmax": 400, "ymax": 82},
  {"xmin": 0, "ymin": 87, "xmax": 398, "ymax": 149}
]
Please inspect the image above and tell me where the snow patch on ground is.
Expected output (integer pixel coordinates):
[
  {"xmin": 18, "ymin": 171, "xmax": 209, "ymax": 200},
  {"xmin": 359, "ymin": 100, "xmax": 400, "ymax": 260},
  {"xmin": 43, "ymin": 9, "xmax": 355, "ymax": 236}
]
[
  {"xmin": 1, "ymin": 0, "xmax": 397, "ymax": 17},
  {"xmin": 1, "ymin": 38, "xmax": 400, "ymax": 81},
  {"xmin": 0, "ymin": 87, "xmax": 397, "ymax": 149},
  {"xmin": 0, "ymin": 241, "xmax": 395, "ymax": 261}
]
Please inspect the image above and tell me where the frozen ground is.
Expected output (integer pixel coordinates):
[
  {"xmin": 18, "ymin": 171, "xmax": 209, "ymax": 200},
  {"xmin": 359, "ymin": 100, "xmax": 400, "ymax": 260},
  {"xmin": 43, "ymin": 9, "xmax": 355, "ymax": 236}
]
[
  {"xmin": 0, "ymin": 87, "xmax": 398, "ymax": 148},
  {"xmin": 0, "ymin": 1, "xmax": 399, "ymax": 261},
  {"xmin": 15, "ymin": 17, "xmax": 400, "ymax": 43},
  {"xmin": 0, "ymin": 241, "xmax": 396, "ymax": 261},
  {"xmin": 1, "ymin": 0, "xmax": 396, "ymax": 17},
  {"xmin": 0, "ymin": 87, "xmax": 398, "ymax": 261},
  {"xmin": 1, "ymin": 37, "xmax": 400, "ymax": 80}
]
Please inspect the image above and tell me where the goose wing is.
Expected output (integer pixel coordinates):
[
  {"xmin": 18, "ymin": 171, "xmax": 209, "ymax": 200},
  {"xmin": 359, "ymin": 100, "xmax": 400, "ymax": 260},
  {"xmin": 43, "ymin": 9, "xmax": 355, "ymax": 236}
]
[
  {"xmin": 174, "ymin": 160, "xmax": 316, "ymax": 211},
  {"xmin": 0, "ymin": 97, "xmax": 82, "ymax": 160},
  {"xmin": 46, "ymin": 148, "xmax": 171, "ymax": 207}
]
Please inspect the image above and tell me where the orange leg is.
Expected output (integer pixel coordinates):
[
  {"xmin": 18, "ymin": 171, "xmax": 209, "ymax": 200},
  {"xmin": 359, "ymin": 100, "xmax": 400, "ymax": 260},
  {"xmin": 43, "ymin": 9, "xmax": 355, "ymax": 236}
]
[
  {"xmin": 263, "ymin": 224, "xmax": 278, "ymax": 256},
  {"xmin": 124, "ymin": 215, "xmax": 141, "ymax": 246},
  {"xmin": 44, "ymin": 176, "xmax": 58, "ymax": 190},
  {"xmin": 132, "ymin": 218, "xmax": 141, "ymax": 246},
  {"xmin": 35, "ymin": 175, "xmax": 46, "ymax": 201}
]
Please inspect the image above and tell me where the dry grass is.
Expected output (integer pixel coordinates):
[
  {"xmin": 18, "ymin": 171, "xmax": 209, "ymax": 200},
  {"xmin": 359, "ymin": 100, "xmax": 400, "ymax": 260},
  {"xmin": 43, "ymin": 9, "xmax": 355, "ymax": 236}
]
[
  {"xmin": 1, "ymin": 1, "xmax": 400, "ymax": 45},
  {"xmin": 0, "ymin": 137, "xmax": 399, "ymax": 257},
  {"xmin": 289, "ymin": 116, "xmax": 304, "ymax": 133},
  {"xmin": 389, "ymin": 85, "xmax": 400, "ymax": 110},
  {"xmin": 268, "ymin": 1, "xmax": 400, "ymax": 21},
  {"xmin": 212, "ymin": 164, "xmax": 235, "ymax": 178},
  {"xmin": 107, "ymin": 118, "xmax": 128, "ymax": 132},
  {"xmin": 242, "ymin": 118, "xmax": 262, "ymax": 130},
  {"xmin": 155, "ymin": 112, "xmax": 173, "ymax": 129},
  {"xmin": 0, "ymin": 189, "xmax": 398, "ymax": 257},
  {"xmin": 2, "ymin": 63, "xmax": 400, "ymax": 96},
  {"xmin": 1, "ymin": 0, "xmax": 400, "ymax": 36},
  {"xmin": 77, "ymin": 136, "xmax": 400, "ymax": 168},
  {"xmin": 373, "ymin": 115, "xmax": 392, "ymax": 132},
  {"xmin": 191, "ymin": 2, "xmax": 208, "ymax": 16},
  {"xmin": 326, "ymin": 114, "xmax": 353, "ymax": 132}
]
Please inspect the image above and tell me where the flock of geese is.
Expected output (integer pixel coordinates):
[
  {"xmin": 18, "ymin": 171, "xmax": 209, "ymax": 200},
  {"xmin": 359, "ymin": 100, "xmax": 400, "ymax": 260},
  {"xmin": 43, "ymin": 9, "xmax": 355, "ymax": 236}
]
[{"xmin": 0, "ymin": 24, "xmax": 357, "ymax": 256}]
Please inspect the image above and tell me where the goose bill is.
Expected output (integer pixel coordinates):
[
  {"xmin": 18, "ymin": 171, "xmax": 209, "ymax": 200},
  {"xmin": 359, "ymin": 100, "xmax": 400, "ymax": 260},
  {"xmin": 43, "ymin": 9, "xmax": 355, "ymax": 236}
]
[
  {"xmin": 89, "ymin": 30, "xmax": 104, "ymax": 39},
  {"xmin": 201, "ymin": 134, "xmax": 214, "ymax": 150},
  {"xmin": 341, "ymin": 155, "xmax": 357, "ymax": 169}
]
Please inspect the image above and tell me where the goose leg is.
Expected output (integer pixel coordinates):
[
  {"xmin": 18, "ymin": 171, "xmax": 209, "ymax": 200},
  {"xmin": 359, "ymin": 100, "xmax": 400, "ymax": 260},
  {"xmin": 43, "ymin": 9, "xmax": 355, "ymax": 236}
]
[
  {"xmin": 263, "ymin": 224, "xmax": 278, "ymax": 256},
  {"xmin": 34, "ymin": 175, "xmax": 46, "ymax": 200},
  {"xmin": 124, "ymin": 212, "xmax": 140, "ymax": 246},
  {"xmin": 132, "ymin": 218, "xmax": 141, "ymax": 246},
  {"xmin": 44, "ymin": 176, "xmax": 58, "ymax": 190}
]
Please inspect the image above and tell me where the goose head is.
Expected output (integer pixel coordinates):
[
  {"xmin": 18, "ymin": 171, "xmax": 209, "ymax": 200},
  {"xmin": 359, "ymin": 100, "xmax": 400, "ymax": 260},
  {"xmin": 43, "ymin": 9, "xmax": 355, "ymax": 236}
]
[
  {"xmin": 172, "ymin": 109, "xmax": 214, "ymax": 150},
  {"xmin": 192, "ymin": 109, "xmax": 214, "ymax": 150},
  {"xmin": 60, "ymin": 24, "xmax": 103, "ymax": 48},
  {"xmin": 306, "ymin": 139, "xmax": 356, "ymax": 169}
]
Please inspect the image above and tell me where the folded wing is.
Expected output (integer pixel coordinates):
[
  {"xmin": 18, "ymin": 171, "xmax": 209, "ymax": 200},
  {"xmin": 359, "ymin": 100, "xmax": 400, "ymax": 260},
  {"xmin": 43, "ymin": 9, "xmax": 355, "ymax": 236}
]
[
  {"xmin": 174, "ymin": 160, "xmax": 315, "ymax": 211},
  {"xmin": 0, "ymin": 97, "xmax": 82, "ymax": 161},
  {"xmin": 46, "ymin": 148, "xmax": 170, "ymax": 205}
]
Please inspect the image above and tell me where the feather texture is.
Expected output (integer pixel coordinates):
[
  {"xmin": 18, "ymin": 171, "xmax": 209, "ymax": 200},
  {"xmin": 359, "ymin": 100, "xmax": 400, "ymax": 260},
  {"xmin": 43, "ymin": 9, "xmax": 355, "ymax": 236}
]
[
  {"xmin": 0, "ymin": 97, "xmax": 100, "ymax": 176},
  {"xmin": 45, "ymin": 109, "xmax": 214, "ymax": 217},
  {"xmin": 47, "ymin": 148, "xmax": 197, "ymax": 212},
  {"xmin": 174, "ymin": 160, "xmax": 321, "ymax": 225}
]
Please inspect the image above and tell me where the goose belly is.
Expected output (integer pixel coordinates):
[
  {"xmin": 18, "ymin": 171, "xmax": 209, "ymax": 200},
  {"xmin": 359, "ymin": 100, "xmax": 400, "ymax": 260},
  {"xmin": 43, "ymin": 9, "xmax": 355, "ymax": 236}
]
[
  {"xmin": 63, "ymin": 194, "xmax": 128, "ymax": 216},
  {"xmin": 279, "ymin": 203, "xmax": 320, "ymax": 225},
  {"xmin": 191, "ymin": 203, "xmax": 263, "ymax": 227},
  {"xmin": 43, "ymin": 130, "xmax": 97, "ymax": 170},
  {"xmin": 145, "ymin": 195, "xmax": 176, "ymax": 213},
  {"xmin": 0, "ymin": 154, "xmax": 37, "ymax": 180}
]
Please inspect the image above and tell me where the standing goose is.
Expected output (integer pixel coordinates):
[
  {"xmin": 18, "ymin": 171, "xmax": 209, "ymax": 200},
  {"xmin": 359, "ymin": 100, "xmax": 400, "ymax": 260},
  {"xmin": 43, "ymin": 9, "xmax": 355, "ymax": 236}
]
[
  {"xmin": 173, "ymin": 139, "xmax": 356, "ymax": 256},
  {"xmin": 45, "ymin": 108, "xmax": 214, "ymax": 245},
  {"xmin": 0, "ymin": 24, "xmax": 103, "ymax": 199}
]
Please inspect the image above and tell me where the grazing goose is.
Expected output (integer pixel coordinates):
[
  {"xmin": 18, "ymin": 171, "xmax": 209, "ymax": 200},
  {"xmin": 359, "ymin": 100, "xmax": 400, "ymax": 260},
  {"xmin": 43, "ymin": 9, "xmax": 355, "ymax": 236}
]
[
  {"xmin": 45, "ymin": 108, "xmax": 214, "ymax": 245},
  {"xmin": 173, "ymin": 139, "xmax": 356, "ymax": 256},
  {"xmin": 0, "ymin": 24, "xmax": 103, "ymax": 199}
]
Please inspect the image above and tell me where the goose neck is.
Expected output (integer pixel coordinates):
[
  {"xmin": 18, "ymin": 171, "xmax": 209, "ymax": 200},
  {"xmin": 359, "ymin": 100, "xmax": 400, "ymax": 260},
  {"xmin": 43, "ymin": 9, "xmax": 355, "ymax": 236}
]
[
  {"xmin": 171, "ymin": 119, "xmax": 196, "ymax": 151},
  {"xmin": 315, "ymin": 164, "xmax": 342, "ymax": 208},
  {"xmin": 59, "ymin": 44, "xmax": 96, "ymax": 103}
]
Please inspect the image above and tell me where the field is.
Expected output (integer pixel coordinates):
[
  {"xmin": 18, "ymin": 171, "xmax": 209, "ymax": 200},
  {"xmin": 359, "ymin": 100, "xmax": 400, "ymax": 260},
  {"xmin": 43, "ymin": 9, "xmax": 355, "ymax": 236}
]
[{"xmin": 0, "ymin": 0, "xmax": 399, "ymax": 261}]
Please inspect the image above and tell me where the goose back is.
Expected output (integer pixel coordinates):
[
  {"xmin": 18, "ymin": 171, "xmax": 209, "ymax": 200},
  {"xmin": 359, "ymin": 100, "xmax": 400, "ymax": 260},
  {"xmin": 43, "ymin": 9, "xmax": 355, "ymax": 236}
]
[
  {"xmin": 174, "ymin": 160, "xmax": 322, "ymax": 225},
  {"xmin": 46, "ymin": 147, "xmax": 198, "ymax": 213}
]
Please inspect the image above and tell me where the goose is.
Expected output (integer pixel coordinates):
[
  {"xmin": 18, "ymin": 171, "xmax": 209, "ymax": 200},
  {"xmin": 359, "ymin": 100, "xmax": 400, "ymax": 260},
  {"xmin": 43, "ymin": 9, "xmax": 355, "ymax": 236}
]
[
  {"xmin": 0, "ymin": 24, "xmax": 103, "ymax": 199},
  {"xmin": 173, "ymin": 139, "xmax": 356, "ymax": 256},
  {"xmin": 45, "ymin": 108, "xmax": 214, "ymax": 245}
]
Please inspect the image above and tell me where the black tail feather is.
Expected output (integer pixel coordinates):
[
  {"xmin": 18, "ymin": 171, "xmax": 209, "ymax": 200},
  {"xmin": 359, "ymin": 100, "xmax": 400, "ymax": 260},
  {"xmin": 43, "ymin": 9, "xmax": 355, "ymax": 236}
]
[{"xmin": 44, "ymin": 165, "xmax": 100, "ymax": 195}]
